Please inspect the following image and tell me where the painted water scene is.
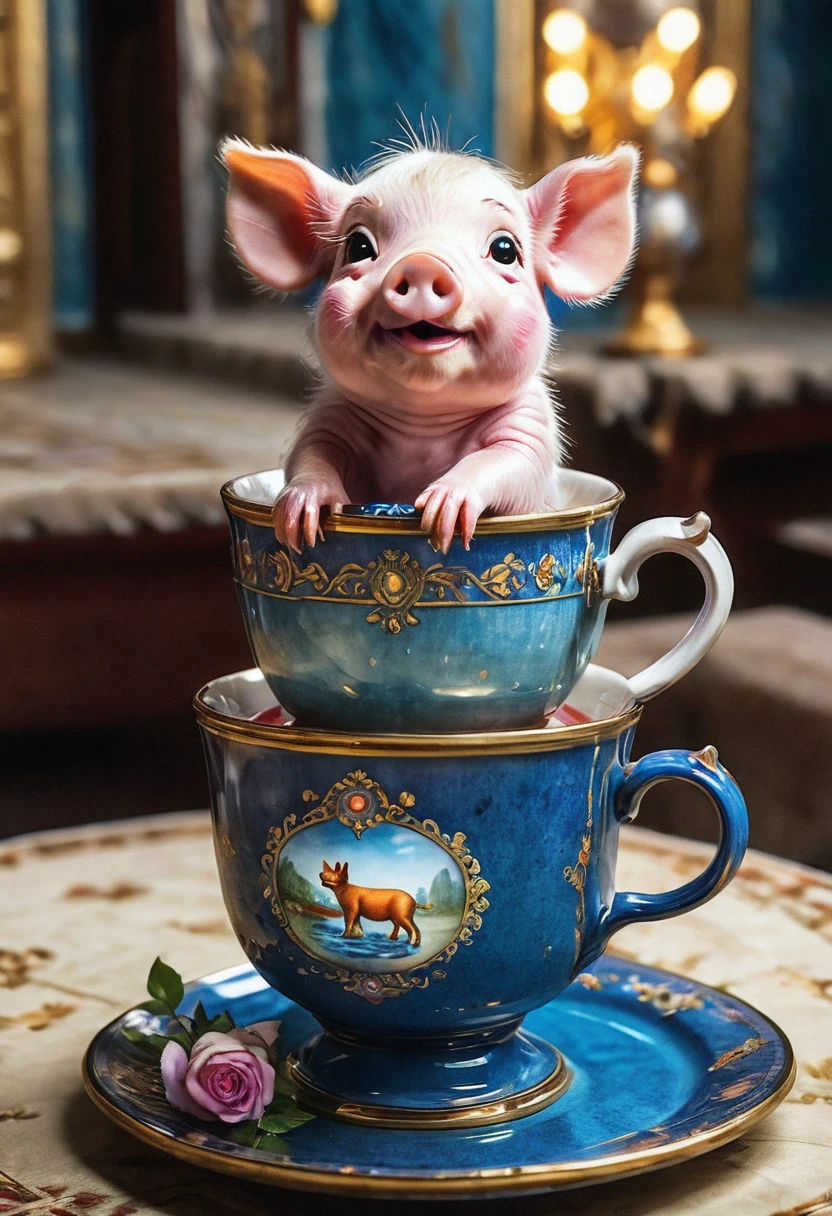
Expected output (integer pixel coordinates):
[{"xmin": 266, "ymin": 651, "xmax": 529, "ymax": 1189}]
[{"xmin": 276, "ymin": 819, "xmax": 467, "ymax": 973}]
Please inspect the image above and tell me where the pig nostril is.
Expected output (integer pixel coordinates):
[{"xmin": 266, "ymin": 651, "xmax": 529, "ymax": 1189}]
[
  {"xmin": 434, "ymin": 279, "xmax": 449, "ymax": 298},
  {"xmin": 395, "ymin": 278, "xmax": 409, "ymax": 296}
]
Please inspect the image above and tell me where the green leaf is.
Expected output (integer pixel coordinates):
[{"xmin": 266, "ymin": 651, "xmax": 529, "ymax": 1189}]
[
  {"xmin": 258, "ymin": 1096, "xmax": 315, "ymax": 1135},
  {"xmin": 147, "ymin": 957, "xmax": 184, "ymax": 1011},
  {"xmin": 121, "ymin": 1026, "xmax": 165, "ymax": 1056},
  {"xmin": 207, "ymin": 1011, "xmax": 234, "ymax": 1034},
  {"xmin": 257, "ymin": 1132, "xmax": 291, "ymax": 1155},
  {"xmin": 228, "ymin": 1120, "xmax": 260, "ymax": 1147},
  {"xmin": 138, "ymin": 998, "xmax": 172, "ymax": 1017}
]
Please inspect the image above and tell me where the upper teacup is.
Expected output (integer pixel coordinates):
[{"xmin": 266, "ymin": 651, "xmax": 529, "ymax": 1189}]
[{"xmin": 223, "ymin": 468, "xmax": 733, "ymax": 732}]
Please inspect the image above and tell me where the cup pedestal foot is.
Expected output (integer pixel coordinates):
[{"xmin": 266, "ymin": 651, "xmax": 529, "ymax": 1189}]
[{"xmin": 289, "ymin": 1025, "xmax": 570, "ymax": 1129}]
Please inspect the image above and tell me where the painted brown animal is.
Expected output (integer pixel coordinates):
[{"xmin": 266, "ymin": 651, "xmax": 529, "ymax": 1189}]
[{"xmin": 320, "ymin": 860, "xmax": 429, "ymax": 946}]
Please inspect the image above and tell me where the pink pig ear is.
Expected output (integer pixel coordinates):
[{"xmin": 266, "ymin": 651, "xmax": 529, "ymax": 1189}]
[
  {"xmin": 524, "ymin": 145, "xmax": 640, "ymax": 303},
  {"xmin": 223, "ymin": 140, "xmax": 352, "ymax": 292}
]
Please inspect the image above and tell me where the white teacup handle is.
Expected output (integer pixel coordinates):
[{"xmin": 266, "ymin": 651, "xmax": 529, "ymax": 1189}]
[{"xmin": 601, "ymin": 512, "xmax": 733, "ymax": 702}]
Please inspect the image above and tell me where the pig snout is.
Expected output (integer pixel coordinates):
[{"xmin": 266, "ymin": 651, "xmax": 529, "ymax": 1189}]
[{"xmin": 382, "ymin": 253, "xmax": 463, "ymax": 322}]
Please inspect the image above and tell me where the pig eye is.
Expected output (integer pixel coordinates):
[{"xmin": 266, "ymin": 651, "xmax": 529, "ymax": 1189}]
[
  {"xmin": 489, "ymin": 235, "xmax": 519, "ymax": 265},
  {"xmin": 343, "ymin": 229, "xmax": 377, "ymax": 264}
]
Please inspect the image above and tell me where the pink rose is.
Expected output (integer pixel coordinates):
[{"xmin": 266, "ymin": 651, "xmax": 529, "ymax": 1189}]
[{"xmin": 160, "ymin": 1021, "xmax": 278, "ymax": 1123}]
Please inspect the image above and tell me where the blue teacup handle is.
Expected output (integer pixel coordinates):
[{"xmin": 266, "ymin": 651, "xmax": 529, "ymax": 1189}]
[
  {"xmin": 602, "ymin": 512, "xmax": 734, "ymax": 702},
  {"xmin": 584, "ymin": 746, "xmax": 748, "ymax": 962}
]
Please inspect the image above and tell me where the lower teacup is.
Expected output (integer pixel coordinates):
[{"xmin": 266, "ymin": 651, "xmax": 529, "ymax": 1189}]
[{"xmin": 194, "ymin": 664, "xmax": 748, "ymax": 1129}]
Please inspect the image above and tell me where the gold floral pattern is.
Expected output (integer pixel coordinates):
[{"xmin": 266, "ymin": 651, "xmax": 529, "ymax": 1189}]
[
  {"xmin": 0, "ymin": 946, "xmax": 53, "ymax": 988},
  {"xmin": 0, "ymin": 1001, "xmax": 76, "ymax": 1031},
  {"xmin": 564, "ymin": 745, "xmax": 602, "ymax": 961},
  {"xmin": 261, "ymin": 770, "xmax": 491, "ymax": 1001},
  {"xmin": 633, "ymin": 981, "xmax": 706, "ymax": 1017},
  {"xmin": 532, "ymin": 552, "xmax": 566, "ymax": 592},
  {"xmin": 234, "ymin": 543, "xmax": 577, "ymax": 631},
  {"xmin": 709, "ymin": 1036, "xmax": 768, "ymax": 1071}
]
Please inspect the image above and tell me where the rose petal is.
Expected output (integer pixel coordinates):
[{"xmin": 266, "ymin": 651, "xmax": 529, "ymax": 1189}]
[
  {"xmin": 232, "ymin": 1020, "xmax": 280, "ymax": 1049},
  {"xmin": 190, "ymin": 1032, "xmax": 269, "ymax": 1066},
  {"xmin": 160, "ymin": 1041, "xmax": 214, "ymax": 1121},
  {"xmin": 186, "ymin": 1051, "xmax": 271, "ymax": 1120}
]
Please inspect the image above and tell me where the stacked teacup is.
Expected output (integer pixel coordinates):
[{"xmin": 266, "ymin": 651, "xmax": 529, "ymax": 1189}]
[{"xmin": 193, "ymin": 468, "xmax": 747, "ymax": 1128}]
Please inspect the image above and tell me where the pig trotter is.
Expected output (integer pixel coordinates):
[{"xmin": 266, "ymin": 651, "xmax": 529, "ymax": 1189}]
[
  {"xmin": 273, "ymin": 482, "xmax": 345, "ymax": 553},
  {"xmin": 415, "ymin": 482, "xmax": 485, "ymax": 553}
]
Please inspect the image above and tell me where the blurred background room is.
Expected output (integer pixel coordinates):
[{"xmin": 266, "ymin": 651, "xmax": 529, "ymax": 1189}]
[{"xmin": 2, "ymin": 0, "xmax": 831, "ymax": 867}]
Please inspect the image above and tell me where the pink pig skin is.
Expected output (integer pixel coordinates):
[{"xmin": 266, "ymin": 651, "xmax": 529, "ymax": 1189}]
[{"xmin": 224, "ymin": 140, "xmax": 639, "ymax": 552}]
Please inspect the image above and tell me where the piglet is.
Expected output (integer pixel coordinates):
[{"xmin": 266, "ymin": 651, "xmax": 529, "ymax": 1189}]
[{"xmin": 223, "ymin": 138, "xmax": 638, "ymax": 552}]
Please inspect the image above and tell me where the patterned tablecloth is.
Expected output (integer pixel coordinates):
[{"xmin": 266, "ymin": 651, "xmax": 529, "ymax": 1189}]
[{"xmin": 1, "ymin": 812, "xmax": 830, "ymax": 1216}]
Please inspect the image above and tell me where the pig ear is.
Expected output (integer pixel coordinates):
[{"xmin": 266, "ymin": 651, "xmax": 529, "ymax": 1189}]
[
  {"xmin": 222, "ymin": 139, "xmax": 352, "ymax": 292},
  {"xmin": 525, "ymin": 145, "xmax": 640, "ymax": 303}
]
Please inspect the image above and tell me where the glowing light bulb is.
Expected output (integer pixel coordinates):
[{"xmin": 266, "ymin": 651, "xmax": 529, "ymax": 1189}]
[
  {"xmin": 542, "ymin": 9, "xmax": 587, "ymax": 55},
  {"xmin": 688, "ymin": 66, "xmax": 737, "ymax": 123},
  {"xmin": 643, "ymin": 157, "xmax": 678, "ymax": 189},
  {"xmin": 545, "ymin": 68, "xmax": 590, "ymax": 117},
  {"xmin": 631, "ymin": 64, "xmax": 675, "ymax": 113},
  {"xmin": 656, "ymin": 7, "xmax": 700, "ymax": 54}
]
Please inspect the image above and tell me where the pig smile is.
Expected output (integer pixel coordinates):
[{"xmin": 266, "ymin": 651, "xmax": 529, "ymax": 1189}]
[{"xmin": 380, "ymin": 320, "xmax": 471, "ymax": 354}]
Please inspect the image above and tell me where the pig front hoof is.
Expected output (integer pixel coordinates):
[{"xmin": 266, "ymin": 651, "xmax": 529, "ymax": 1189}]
[
  {"xmin": 273, "ymin": 483, "xmax": 345, "ymax": 552},
  {"xmin": 415, "ymin": 483, "xmax": 484, "ymax": 553}
]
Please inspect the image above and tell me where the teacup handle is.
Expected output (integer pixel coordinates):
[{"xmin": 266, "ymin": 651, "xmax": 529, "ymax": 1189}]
[
  {"xmin": 601, "ymin": 512, "xmax": 733, "ymax": 702},
  {"xmin": 586, "ymin": 747, "xmax": 748, "ymax": 960}
]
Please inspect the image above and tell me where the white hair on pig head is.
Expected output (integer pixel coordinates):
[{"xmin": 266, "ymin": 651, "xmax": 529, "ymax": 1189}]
[{"xmin": 223, "ymin": 137, "xmax": 639, "ymax": 414}]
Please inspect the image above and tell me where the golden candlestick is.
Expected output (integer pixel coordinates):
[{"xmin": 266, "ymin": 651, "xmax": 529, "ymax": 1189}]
[
  {"xmin": 540, "ymin": 5, "xmax": 737, "ymax": 357},
  {"xmin": 0, "ymin": 0, "xmax": 52, "ymax": 378}
]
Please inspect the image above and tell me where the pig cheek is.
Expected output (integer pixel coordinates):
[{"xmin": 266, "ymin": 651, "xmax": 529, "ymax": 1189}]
[{"xmin": 317, "ymin": 283, "xmax": 359, "ymax": 351}]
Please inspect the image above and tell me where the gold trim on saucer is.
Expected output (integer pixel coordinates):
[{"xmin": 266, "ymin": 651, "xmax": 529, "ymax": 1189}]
[
  {"xmin": 220, "ymin": 477, "xmax": 625, "ymax": 535},
  {"xmin": 193, "ymin": 686, "xmax": 642, "ymax": 758},
  {"xmin": 287, "ymin": 1050, "xmax": 570, "ymax": 1129},
  {"xmin": 81, "ymin": 1033, "xmax": 796, "ymax": 1198}
]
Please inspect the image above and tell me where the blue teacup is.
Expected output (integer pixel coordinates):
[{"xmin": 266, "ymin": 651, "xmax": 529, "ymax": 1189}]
[
  {"xmin": 195, "ymin": 662, "xmax": 748, "ymax": 1128},
  {"xmin": 223, "ymin": 469, "xmax": 733, "ymax": 733}
]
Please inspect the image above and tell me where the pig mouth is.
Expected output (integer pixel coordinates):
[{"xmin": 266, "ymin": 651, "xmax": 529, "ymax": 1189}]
[{"xmin": 380, "ymin": 320, "xmax": 470, "ymax": 353}]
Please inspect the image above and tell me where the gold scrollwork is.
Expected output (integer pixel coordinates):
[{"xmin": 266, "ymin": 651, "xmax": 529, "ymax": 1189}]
[
  {"xmin": 576, "ymin": 530, "xmax": 601, "ymax": 607},
  {"xmin": 260, "ymin": 770, "xmax": 490, "ymax": 1001},
  {"xmin": 564, "ymin": 744, "xmax": 599, "ymax": 961},
  {"xmin": 236, "ymin": 543, "xmax": 541, "ymax": 632}
]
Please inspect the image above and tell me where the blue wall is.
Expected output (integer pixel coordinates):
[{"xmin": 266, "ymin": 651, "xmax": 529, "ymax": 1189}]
[
  {"xmin": 751, "ymin": 0, "xmax": 832, "ymax": 300},
  {"xmin": 47, "ymin": 0, "xmax": 95, "ymax": 331},
  {"xmin": 325, "ymin": 0, "xmax": 495, "ymax": 174}
]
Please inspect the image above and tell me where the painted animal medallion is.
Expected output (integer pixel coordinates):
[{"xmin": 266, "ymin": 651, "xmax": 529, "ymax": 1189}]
[{"xmin": 261, "ymin": 771, "xmax": 490, "ymax": 1000}]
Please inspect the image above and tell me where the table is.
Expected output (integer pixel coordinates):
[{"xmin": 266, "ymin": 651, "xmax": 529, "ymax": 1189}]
[{"xmin": 1, "ymin": 812, "xmax": 830, "ymax": 1215}]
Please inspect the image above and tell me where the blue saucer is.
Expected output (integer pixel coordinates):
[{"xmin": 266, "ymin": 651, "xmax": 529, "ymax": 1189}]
[{"xmin": 83, "ymin": 956, "xmax": 794, "ymax": 1199}]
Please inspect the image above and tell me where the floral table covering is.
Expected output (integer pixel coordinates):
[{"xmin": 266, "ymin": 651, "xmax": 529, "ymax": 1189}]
[{"xmin": 1, "ymin": 812, "xmax": 830, "ymax": 1216}]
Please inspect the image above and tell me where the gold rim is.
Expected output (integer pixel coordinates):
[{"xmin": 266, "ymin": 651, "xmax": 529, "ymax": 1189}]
[
  {"xmin": 288, "ymin": 1051, "xmax": 570, "ymax": 1129},
  {"xmin": 220, "ymin": 476, "xmax": 625, "ymax": 534},
  {"xmin": 82, "ymin": 1028, "xmax": 795, "ymax": 1198},
  {"xmin": 192, "ymin": 685, "xmax": 642, "ymax": 757}
]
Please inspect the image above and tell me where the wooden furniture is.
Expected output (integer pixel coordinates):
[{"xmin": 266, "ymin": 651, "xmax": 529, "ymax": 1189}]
[{"xmin": 0, "ymin": 356, "xmax": 301, "ymax": 731}]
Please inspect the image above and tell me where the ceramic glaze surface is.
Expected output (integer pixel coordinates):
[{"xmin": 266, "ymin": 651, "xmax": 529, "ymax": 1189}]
[
  {"xmin": 227, "ymin": 500, "xmax": 616, "ymax": 732},
  {"xmin": 223, "ymin": 469, "xmax": 735, "ymax": 733},
  {"xmin": 83, "ymin": 958, "xmax": 795, "ymax": 1198},
  {"xmin": 196, "ymin": 666, "xmax": 748, "ymax": 1115}
]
